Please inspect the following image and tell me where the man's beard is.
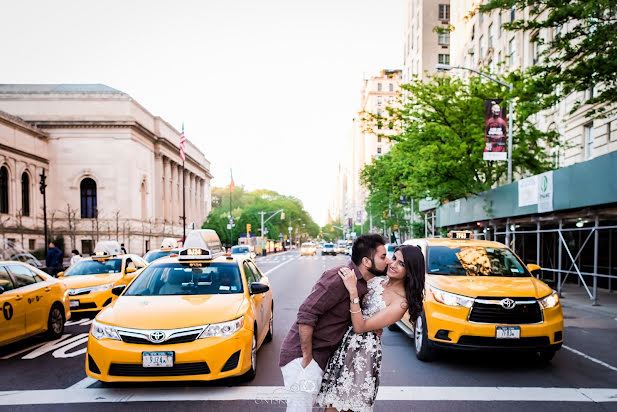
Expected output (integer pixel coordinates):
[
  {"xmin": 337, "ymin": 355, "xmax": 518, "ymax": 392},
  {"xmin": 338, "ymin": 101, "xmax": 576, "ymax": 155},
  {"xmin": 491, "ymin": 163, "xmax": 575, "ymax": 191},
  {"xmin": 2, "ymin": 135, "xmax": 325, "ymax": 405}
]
[{"xmin": 368, "ymin": 258, "xmax": 388, "ymax": 277}]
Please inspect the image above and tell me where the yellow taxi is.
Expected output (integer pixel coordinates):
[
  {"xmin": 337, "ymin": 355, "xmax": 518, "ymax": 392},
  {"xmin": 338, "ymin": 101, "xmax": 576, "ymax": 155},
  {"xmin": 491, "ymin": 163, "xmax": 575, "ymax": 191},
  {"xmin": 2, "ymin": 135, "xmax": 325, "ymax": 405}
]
[
  {"xmin": 0, "ymin": 261, "xmax": 71, "ymax": 346},
  {"xmin": 300, "ymin": 242, "xmax": 316, "ymax": 256},
  {"xmin": 85, "ymin": 229, "xmax": 274, "ymax": 382},
  {"xmin": 143, "ymin": 238, "xmax": 180, "ymax": 264},
  {"xmin": 396, "ymin": 231, "xmax": 563, "ymax": 362},
  {"xmin": 59, "ymin": 241, "xmax": 147, "ymax": 313}
]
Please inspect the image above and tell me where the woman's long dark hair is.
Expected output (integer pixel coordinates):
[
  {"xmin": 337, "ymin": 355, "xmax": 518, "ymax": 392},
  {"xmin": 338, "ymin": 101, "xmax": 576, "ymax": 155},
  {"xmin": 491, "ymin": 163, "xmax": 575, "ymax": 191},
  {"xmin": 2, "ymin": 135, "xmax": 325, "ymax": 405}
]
[{"xmin": 395, "ymin": 245, "xmax": 425, "ymax": 323}]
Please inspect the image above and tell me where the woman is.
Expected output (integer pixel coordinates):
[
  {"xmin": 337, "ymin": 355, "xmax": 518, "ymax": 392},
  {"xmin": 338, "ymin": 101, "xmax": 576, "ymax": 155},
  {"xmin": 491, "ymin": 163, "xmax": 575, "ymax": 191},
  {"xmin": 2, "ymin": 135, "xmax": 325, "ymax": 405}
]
[{"xmin": 316, "ymin": 245, "xmax": 425, "ymax": 412}]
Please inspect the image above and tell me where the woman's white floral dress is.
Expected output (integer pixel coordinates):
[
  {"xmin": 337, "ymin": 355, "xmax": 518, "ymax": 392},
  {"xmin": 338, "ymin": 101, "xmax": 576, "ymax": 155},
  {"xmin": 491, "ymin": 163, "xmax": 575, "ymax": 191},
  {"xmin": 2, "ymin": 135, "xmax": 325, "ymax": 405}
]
[{"xmin": 316, "ymin": 277, "xmax": 387, "ymax": 412}]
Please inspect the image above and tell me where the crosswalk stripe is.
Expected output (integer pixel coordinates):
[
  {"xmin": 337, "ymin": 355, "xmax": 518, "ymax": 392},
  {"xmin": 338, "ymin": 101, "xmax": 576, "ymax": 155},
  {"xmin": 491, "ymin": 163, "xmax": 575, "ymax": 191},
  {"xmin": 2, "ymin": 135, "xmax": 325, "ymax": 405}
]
[{"xmin": 0, "ymin": 386, "xmax": 615, "ymax": 405}]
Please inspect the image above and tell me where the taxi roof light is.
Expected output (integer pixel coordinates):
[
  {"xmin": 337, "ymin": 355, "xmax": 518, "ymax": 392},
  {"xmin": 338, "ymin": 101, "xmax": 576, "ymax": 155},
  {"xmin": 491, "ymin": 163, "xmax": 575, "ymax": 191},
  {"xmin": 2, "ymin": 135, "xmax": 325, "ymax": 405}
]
[
  {"xmin": 178, "ymin": 229, "xmax": 224, "ymax": 263},
  {"xmin": 448, "ymin": 230, "xmax": 474, "ymax": 240}
]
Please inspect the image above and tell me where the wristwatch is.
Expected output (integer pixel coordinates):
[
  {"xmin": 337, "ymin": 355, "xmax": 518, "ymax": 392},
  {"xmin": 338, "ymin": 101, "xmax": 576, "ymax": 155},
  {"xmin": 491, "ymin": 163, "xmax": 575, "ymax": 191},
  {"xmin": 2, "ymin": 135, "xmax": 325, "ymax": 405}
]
[{"xmin": 350, "ymin": 297, "xmax": 360, "ymax": 304}]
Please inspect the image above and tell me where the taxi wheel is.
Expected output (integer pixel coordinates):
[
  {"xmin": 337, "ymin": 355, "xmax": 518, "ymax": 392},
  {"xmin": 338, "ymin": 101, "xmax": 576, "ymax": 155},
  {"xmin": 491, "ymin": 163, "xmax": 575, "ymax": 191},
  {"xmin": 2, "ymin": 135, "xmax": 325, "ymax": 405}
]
[
  {"xmin": 46, "ymin": 304, "xmax": 65, "ymax": 339},
  {"xmin": 414, "ymin": 312, "xmax": 435, "ymax": 362},
  {"xmin": 264, "ymin": 303, "xmax": 274, "ymax": 343},
  {"xmin": 241, "ymin": 331, "xmax": 258, "ymax": 381}
]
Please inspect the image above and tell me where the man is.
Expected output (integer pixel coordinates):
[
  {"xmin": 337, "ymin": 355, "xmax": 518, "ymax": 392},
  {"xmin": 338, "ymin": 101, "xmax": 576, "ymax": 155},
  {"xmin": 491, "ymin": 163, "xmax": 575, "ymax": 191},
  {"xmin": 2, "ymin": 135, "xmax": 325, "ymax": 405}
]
[
  {"xmin": 120, "ymin": 243, "xmax": 127, "ymax": 254},
  {"xmin": 45, "ymin": 242, "xmax": 63, "ymax": 277},
  {"xmin": 279, "ymin": 233, "xmax": 389, "ymax": 411}
]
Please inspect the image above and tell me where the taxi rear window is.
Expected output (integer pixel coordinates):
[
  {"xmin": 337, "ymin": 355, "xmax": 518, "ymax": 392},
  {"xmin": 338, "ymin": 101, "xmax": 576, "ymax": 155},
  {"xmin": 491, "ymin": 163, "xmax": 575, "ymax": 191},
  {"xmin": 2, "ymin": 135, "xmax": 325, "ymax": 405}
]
[
  {"xmin": 427, "ymin": 246, "xmax": 529, "ymax": 277},
  {"xmin": 231, "ymin": 246, "xmax": 249, "ymax": 253},
  {"xmin": 143, "ymin": 250, "xmax": 172, "ymax": 263},
  {"xmin": 124, "ymin": 262, "xmax": 244, "ymax": 296},
  {"xmin": 63, "ymin": 259, "xmax": 123, "ymax": 276}
]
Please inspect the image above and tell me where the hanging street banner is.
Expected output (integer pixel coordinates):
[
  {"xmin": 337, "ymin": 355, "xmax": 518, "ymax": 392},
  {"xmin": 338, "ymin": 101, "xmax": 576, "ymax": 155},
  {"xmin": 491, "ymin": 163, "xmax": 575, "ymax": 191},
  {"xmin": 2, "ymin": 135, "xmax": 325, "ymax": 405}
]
[
  {"xmin": 483, "ymin": 99, "xmax": 508, "ymax": 161},
  {"xmin": 537, "ymin": 171, "xmax": 554, "ymax": 213}
]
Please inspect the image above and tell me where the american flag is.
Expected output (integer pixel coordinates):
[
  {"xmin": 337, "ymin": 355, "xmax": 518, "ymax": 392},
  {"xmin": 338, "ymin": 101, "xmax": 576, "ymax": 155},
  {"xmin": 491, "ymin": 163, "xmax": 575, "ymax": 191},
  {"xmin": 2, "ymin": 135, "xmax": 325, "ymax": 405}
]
[{"xmin": 179, "ymin": 123, "xmax": 186, "ymax": 163}]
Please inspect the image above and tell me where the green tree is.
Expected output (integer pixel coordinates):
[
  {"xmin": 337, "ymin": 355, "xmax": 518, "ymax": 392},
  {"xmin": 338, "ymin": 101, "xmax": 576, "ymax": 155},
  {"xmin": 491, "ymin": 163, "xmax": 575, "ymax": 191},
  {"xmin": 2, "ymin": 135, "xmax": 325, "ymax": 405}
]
[
  {"xmin": 480, "ymin": 0, "xmax": 617, "ymax": 116},
  {"xmin": 361, "ymin": 72, "xmax": 561, "ymax": 204}
]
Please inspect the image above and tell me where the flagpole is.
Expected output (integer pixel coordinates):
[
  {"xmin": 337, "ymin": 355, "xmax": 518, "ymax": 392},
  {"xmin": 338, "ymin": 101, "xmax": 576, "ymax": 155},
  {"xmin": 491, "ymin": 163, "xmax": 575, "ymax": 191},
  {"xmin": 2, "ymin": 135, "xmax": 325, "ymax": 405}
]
[
  {"xmin": 182, "ymin": 160, "xmax": 186, "ymax": 241},
  {"xmin": 229, "ymin": 169, "xmax": 233, "ymax": 246}
]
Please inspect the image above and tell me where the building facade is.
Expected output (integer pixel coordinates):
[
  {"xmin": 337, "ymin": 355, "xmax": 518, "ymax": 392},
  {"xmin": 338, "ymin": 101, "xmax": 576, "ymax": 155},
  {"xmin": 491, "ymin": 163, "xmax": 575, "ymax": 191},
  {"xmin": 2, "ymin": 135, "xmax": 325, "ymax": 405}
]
[{"xmin": 0, "ymin": 84, "xmax": 212, "ymax": 256}]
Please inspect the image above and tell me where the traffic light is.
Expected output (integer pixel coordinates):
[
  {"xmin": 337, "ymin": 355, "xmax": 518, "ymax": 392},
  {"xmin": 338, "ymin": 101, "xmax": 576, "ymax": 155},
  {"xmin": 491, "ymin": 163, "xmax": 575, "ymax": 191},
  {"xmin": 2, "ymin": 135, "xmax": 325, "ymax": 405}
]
[
  {"xmin": 281, "ymin": 212, "xmax": 285, "ymax": 220},
  {"xmin": 246, "ymin": 223, "xmax": 251, "ymax": 233},
  {"xmin": 39, "ymin": 170, "xmax": 47, "ymax": 195},
  {"xmin": 383, "ymin": 211, "xmax": 387, "ymax": 218}
]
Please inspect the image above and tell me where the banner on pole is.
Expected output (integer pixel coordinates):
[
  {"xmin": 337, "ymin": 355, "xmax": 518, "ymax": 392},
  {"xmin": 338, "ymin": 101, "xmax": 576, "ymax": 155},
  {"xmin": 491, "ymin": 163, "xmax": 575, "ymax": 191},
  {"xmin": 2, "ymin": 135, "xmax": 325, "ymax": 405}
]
[{"xmin": 483, "ymin": 99, "xmax": 508, "ymax": 161}]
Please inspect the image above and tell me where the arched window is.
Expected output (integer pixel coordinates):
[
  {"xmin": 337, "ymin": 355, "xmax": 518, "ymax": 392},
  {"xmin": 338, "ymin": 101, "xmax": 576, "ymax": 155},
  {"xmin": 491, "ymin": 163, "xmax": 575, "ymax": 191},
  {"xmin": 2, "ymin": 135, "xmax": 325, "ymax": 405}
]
[
  {"xmin": 80, "ymin": 178, "xmax": 97, "ymax": 218},
  {"xmin": 21, "ymin": 172, "xmax": 30, "ymax": 217},
  {"xmin": 0, "ymin": 167, "xmax": 8, "ymax": 214}
]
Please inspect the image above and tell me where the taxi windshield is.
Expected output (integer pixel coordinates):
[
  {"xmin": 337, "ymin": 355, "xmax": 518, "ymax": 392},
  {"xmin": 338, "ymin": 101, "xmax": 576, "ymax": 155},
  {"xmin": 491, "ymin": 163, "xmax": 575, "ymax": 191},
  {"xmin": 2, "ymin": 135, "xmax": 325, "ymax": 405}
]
[
  {"xmin": 143, "ymin": 250, "xmax": 173, "ymax": 263},
  {"xmin": 124, "ymin": 262, "xmax": 244, "ymax": 296},
  {"xmin": 427, "ymin": 246, "xmax": 529, "ymax": 277},
  {"xmin": 63, "ymin": 259, "xmax": 123, "ymax": 276},
  {"xmin": 231, "ymin": 246, "xmax": 249, "ymax": 254}
]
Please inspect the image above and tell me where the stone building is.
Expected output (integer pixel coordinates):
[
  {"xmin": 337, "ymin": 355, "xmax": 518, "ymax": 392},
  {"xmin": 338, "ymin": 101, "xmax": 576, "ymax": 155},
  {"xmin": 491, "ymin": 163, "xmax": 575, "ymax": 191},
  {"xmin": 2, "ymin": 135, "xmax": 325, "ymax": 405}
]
[{"xmin": 0, "ymin": 84, "xmax": 212, "ymax": 256}]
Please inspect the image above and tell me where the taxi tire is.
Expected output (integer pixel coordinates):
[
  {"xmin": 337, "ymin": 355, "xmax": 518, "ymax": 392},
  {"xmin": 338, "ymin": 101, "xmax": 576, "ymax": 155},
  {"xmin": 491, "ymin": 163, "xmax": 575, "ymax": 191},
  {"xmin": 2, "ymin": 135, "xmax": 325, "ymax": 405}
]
[
  {"xmin": 242, "ymin": 330, "xmax": 258, "ymax": 381},
  {"xmin": 264, "ymin": 302, "xmax": 274, "ymax": 343},
  {"xmin": 46, "ymin": 304, "xmax": 65, "ymax": 339},
  {"xmin": 414, "ymin": 312, "xmax": 436, "ymax": 362}
]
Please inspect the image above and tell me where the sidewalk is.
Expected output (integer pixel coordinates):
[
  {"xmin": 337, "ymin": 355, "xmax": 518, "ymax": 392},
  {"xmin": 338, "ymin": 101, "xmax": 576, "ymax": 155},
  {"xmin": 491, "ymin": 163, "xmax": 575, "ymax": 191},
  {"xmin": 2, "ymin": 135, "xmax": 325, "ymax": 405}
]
[{"xmin": 558, "ymin": 282, "xmax": 617, "ymax": 318}]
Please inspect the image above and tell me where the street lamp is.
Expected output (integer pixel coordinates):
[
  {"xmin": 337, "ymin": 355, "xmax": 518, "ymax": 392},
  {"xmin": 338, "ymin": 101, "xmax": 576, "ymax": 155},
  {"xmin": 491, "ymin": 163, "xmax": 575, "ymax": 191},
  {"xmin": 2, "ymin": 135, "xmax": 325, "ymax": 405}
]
[{"xmin": 436, "ymin": 64, "xmax": 514, "ymax": 184}]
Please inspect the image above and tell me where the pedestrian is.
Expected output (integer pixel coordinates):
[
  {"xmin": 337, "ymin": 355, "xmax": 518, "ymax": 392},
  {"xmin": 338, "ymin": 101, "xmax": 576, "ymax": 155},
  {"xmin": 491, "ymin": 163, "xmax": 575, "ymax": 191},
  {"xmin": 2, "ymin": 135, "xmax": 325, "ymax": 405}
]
[
  {"xmin": 70, "ymin": 249, "xmax": 82, "ymax": 266},
  {"xmin": 45, "ymin": 242, "xmax": 64, "ymax": 277},
  {"xmin": 316, "ymin": 245, "xmax": 425, "ymax": 412},
  {"xmin": 120, "ymin": 243, "xmax": 127, "ymax": 254},
  {"xmin": 279, "ymin": 233, "xmax": 389, "ymax": 411}
]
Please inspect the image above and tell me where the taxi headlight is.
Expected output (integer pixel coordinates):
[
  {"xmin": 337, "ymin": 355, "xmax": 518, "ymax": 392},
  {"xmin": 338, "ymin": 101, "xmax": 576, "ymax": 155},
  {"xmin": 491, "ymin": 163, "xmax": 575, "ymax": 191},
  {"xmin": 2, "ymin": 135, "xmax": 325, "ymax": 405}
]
[
  {"xmin": 198, "ymin": 317, "xmax": 245, "ymax": 338},
  {"xmin": 430, "ymin": 286, "xmax": 474, "ymax": 308},
  {"xmin": 91, "ymin": 283, "xmax": 116, "ymax": 293},
  {"xmin": 538, "ymin": 291, "xmax": 560, "ymax": 309},
  {"xmin": 90, "ymin": 320, "xmax": 121, "ymax": 341}
]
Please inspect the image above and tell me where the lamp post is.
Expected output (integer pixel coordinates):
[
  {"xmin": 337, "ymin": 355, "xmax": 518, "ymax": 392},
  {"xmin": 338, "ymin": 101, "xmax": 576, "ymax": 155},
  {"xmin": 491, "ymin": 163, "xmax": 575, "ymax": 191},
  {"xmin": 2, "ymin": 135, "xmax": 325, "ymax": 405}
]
[{"xmin": 436, "ymin": 64, "xmax": 514, "ymax": 184}]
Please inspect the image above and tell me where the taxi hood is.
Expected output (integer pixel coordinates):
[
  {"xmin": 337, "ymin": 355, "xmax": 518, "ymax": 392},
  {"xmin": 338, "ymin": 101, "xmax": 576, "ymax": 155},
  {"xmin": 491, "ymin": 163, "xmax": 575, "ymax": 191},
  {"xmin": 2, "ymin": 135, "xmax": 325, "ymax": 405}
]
[
  {"xmin": 61, "ymin": 273, "xmax": 122, "ymax": 289},
  {"xmin": 427, "ymin": 275, "xmax": 553, "ymax": 299},
  {"xmin": 96, "ymin": 294, "xmax": 246, "ymax": 329}
]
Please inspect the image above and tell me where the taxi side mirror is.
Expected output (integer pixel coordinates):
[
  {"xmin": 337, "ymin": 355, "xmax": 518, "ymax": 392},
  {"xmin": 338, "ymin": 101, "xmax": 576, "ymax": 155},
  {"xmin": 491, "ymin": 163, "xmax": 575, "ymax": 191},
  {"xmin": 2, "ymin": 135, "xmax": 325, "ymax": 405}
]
[
  {"xmin": 125, "ymin": 267, "xmax": 137, "ymax": 274},
  {"xmin": 527, "ymin": 264, "xmax": 542, "ymax": 276},
  {"xmin": 249, "ymin": 282, "xmax": 269, "ymax": 295},
  {"xmin": 112, "ymin": 285, "xmax": 126, "ymax": 296}
]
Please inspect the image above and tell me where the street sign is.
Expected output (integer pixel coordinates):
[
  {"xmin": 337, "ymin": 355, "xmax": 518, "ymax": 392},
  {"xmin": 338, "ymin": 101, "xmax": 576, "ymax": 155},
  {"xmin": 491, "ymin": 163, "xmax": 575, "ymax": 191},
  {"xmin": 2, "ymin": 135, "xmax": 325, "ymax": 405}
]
[{"xmin": 229, "ymin": 218, "xmax": 235, "ymax": 224}]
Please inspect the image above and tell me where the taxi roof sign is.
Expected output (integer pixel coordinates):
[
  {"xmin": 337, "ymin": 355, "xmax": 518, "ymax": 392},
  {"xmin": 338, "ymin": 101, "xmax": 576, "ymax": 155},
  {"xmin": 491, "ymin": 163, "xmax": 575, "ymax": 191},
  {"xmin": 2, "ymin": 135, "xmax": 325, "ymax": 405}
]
[
  {"xmin": 178, "ymin": 229, "xmax": 223, "ymax": 263},
  {"xmin": 448, "ymin": 230, "xmax": 474, "ymax": 240},
  {"xmin": 92, "ymin": 241, "xmax": 123, "ymax": 258},
  {"xmin": 160, "ymin": 237, "xmax": 179, "ymax": 250}
]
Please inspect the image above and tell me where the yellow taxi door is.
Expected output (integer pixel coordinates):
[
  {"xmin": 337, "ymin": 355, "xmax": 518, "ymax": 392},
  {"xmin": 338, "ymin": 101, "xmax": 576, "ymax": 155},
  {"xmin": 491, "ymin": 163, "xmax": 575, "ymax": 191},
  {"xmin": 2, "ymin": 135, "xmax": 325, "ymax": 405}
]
[
  {"xmin": 7, "ymin": 264, "xmax": 50, "ymax": 335},
  {"xmin": 243, "ymin": 261, "xmax": 267, "ymax": 341},
  {"xmin": 0, "ymin": 266, "xmax": 26, "ymax": 345}
]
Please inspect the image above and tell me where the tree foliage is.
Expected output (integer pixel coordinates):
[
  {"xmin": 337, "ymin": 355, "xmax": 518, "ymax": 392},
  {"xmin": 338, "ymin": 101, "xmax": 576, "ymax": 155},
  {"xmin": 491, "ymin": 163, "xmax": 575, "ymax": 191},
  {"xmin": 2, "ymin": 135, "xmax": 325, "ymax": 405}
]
[
  {"xmin": 361, "ymin": 72, "xmax": 561, "ymax": 206},
  {"xmin": 203, "ymin": 186, "xmax": 319, "ymax": 246},
  {"xmin": 480, "ymin": 0, "xmax": 617, "ymax": 116}
]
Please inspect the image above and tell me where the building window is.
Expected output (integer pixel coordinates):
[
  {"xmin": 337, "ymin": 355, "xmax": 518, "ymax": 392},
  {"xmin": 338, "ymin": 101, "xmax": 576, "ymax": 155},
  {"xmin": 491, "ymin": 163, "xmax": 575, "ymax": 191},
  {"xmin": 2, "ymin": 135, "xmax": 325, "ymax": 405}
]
[
  {"xmin": 471, "ymin": 25, "xmax": 475, "ymax": 41},
  {"xmin": 377, "ymin": 136, "xmax": 382, "ymax": 143},
  {"xmin": 377, "ymin": 83, "xmax": 382, "ymax": 92},
  {"xmin": 0, "ymin": 167, "xmax": 8, "ymax": 214},
  {"xmin": 389, "ymin": 83, "xmax": 393, "ymax": 92},
  {"xmin": 377, "ymin": 109, "xmax": 383, "ymax": 117},
  {"xmin": 438, "ymin": 4, "xmax": 450, "ymax": 20},
  {"xmin": 479, "ymin": 35, "xmax": 485, "ymax": 57},
  {"xmin": 488, "ymin": 23, "xmax": 494, "ymax": 48},
  {"xmin": 28, "ymin": 239, "xmax": 35, "ymax": 250},
  {"xmin": 140, "ymin": 181, "xmax": 147, "ymax": 220},
  {"xmin": 438, "ymin": 54, "xmax": 450, "ymax": 65},
  {"xmin": 510, "ymin": 6, "xmax": 516, "ymax": 22},
  {"xmin": 584, "ymin": 123, "xmax": 594, "ymax": 160},
  {"xmin": 388, "ymin": 97, "xmax": 394, "ymax": 104},
  {"xmin": 531, "ymin": 35, "xmax": 540, "ymax": 64},
  {"xmin": 80, "ymin": 178, "xmax": 97, "ymax": 218},
  {"xmin": 81, "ymin": 239, "xmax": 94, "ymax": 255},
  {"xmin": 438, "ymin": 31, "xmax": 450, "ymax": 45},
  {"xmin": 21, "ymin": 172, "xmax": 29, "ymax": 217},
  {"xmin": 377, "ymin": 96, "xmax": 383, "ymax": 105},
  {"xmin": 498, "ymin": 13, "xmax": 503, "ymax": 36},
  {"xmin": 377, "ymin": 147, "xmax": 382, "ymax": 154},
  {"xmin": 509, "ymin": 38, "xmax": 516, "ymax": 66}
]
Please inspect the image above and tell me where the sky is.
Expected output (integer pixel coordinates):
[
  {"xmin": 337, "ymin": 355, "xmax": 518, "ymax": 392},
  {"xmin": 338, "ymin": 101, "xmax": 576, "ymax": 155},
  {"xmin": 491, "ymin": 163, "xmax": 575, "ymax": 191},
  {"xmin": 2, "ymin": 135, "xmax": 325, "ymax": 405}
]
[{"xmin": 1, "ymin": 0, "xmax": 404, "ymax": 226}]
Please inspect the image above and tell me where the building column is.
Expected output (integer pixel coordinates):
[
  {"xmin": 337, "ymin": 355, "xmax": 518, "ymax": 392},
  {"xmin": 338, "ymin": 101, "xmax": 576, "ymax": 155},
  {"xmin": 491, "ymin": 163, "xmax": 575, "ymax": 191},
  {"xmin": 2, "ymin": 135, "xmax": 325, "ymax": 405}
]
[{"xmin": 154, "ymin": 154, "xmax": 164, "ymax": 223}]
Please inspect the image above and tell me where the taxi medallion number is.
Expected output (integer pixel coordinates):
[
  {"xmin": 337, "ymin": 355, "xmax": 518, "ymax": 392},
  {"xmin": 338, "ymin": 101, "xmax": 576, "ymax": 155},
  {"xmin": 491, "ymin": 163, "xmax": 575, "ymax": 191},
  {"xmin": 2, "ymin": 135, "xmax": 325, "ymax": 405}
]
[
  {"xmin": 496, "ymin": 326, "xmax": 520, "ymax": 339},
  {"xmin": 70, "ymin": 300, "xmax": 80, "ymax": 308},
  {"xmin": 142, "ymin": 351, "xmax": 174, "ymax": 367}
]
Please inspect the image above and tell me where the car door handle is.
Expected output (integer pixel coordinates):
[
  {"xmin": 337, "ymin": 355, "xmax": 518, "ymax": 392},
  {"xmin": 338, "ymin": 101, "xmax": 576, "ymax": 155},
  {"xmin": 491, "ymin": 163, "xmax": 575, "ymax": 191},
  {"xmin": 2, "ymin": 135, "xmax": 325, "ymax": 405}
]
[
  {"xmin": 15, "ymin": 295, "xmax": 23, "ymax": 301},
  {"xmin": 45, "ymin": 287, "xmax": 52, "ymax": 292}
]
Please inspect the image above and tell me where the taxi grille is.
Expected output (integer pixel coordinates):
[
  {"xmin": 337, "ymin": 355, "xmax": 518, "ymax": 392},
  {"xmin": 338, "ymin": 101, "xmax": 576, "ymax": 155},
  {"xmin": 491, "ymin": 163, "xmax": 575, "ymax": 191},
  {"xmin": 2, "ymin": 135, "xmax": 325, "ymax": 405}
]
[
  {"xmin": 457, "ymin": 336, "xmax": 550, "ymax": 347},
  {"xmin": 469, "ymin": 297, "xmax": 542, "ymax": 324},
  {"xmin": 74, "ymin": 302, "xmax": 97, "ymax": 310},
  {"xmin": 108, "ymin": 362, "xmax": 210, "ymax": 376},
  {"xmin": 119, "ymin": 332, "xmax": 201, "ymax": 345}
]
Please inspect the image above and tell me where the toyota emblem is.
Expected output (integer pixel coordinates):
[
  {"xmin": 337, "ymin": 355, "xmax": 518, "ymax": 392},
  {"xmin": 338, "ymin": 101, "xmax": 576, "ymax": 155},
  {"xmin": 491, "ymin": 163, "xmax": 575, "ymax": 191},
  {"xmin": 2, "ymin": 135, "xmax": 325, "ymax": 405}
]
[
  {"xmin": 149, "ymin": 331, "xmax": 166, "ymax": 343},
  {"xmin": 500, "ymin": 298, "xmax": 516, "ymax": 309}
]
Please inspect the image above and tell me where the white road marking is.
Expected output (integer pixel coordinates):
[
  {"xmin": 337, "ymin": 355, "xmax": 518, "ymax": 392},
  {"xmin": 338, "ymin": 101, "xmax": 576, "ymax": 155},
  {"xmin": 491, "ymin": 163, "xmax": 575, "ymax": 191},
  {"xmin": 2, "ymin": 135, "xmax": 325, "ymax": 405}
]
[
  {"xmin": 0, "ymin": 386, "xmax": 616, "ymax": 405},
  {"xmin": 263, "ymin": 256, "xmax": 297, "ymax": 276},
  {"xmin": 67, "ymin": 377, "xmax": 97, "ymax": 390},
  {"xmin": 0, "ymin": 341, "xmax": 47, "ymax": 360},
  {"xmin": 563, "ymin": 345, "xmax": 617, "ymax": 373}
]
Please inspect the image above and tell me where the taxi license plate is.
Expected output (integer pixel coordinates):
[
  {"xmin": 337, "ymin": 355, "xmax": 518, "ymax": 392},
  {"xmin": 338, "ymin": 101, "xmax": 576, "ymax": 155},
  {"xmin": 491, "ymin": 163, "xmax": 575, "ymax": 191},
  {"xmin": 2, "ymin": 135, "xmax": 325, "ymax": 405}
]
[
  {"xmin": 496, "ymin": 326, "xmax": 520, "ymax": 339},
  {"xmin": 69, "ymin": 300, "xmax": 80, "ymax": 308},
  {"xmin": 142, "ymin": 351, "xmax": 174, "ymax": 368}
]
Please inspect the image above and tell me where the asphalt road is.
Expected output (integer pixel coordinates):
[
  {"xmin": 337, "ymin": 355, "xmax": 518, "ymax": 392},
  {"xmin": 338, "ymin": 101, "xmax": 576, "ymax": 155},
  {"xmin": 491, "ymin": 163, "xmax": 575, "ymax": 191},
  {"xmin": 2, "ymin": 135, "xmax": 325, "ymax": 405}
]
[{"xmin": 1, "ymin": 251, "xmax": 616, "ymax": 411}]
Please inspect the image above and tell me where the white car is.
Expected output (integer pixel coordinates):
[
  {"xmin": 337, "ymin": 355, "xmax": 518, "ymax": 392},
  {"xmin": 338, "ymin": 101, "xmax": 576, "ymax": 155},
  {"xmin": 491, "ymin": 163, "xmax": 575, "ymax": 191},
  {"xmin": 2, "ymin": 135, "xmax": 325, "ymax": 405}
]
[
  {"xmin": 230, "ymin": 245, "xmax": 256, "ymax": 260},
  {"xmin": 386, "ymin": 243, "xmax": 397, "ymax": 260}
]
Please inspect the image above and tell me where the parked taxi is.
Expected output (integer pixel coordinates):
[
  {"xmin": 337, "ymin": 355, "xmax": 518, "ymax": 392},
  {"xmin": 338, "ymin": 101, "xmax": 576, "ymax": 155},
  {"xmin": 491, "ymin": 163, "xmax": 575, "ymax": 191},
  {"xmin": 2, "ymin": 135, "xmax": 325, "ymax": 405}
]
[
  {"xmin": 396, "ymin": 231, "xmax": 563, "ymax": 362},
  {"xmin": 85, "ymin": 229, "xmax": 274, "ymax": 382},
  {"xmin": 59, "ymin": 241, "xmax": 147, "ymax": 313},
  {"xmin": 0, "ymin": 261, "xmax": 70, "ymax": 347},
  {"xmin": 143, "ymin": 238, "xmax": 180, "ymax": 263}
]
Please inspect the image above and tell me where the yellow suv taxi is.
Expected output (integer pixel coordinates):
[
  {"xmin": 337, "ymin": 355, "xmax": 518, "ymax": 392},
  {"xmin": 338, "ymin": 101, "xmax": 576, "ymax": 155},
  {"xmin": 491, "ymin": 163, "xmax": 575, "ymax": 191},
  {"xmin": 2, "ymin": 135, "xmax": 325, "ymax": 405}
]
[
  {"xmin": 396, "ymin": 231, "xmax": 563, "ymax": 362},
  {"xmin": 85, "ymin": 229, "xmax": 274, "ymax": 382},
  {"xmin": 0, "ymin": 261, "xmax": 71, "ymax": 346},
  {"xmin": 59, "ymin": 242, "xmax": 147, "ymax": 313}
]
